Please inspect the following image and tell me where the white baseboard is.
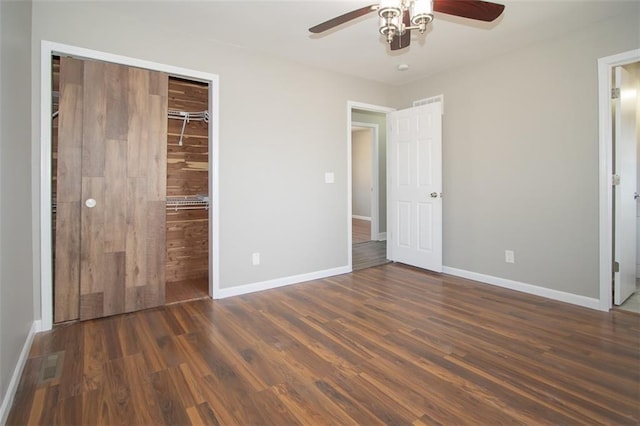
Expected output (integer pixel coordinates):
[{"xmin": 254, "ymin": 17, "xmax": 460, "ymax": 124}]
[
  {"xmin": 376, "ymin": 232, "xmax": 387, "ymax": 241},
  {"xmin": 216, "ymin": 265, "xmax": 352, "ymax": 299},
  {"xmin": 352, "ymin": 215, "xmax": 371, "ymax": 221},
  {"xmin": 0, "ymin": 320, "xmax": 41, "ymax": 425},
  {"xmin": 442, "ymin": 266, "xmax": 601, "ymax": 310}
]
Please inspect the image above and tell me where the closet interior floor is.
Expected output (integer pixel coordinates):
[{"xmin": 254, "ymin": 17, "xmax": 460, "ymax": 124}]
[{"xmin": 165, "ymin": 277, "xmax": 209, "ymax": 304}]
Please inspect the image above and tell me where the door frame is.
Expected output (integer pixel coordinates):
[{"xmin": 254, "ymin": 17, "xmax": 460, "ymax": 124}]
[
  {"xmin": 597, "ymin": 48, "xmax": 640, "ymax": 311},
  {"xmin": 347, "ymin": 101, "xmax": 395, "ymax": 269},
  {"xmin": 352, "ymin": 122, "xmax": 379, "ymax": 241},
  {"xmin": 39, "ymin": 41, "xmax": 220, "ymax": 330}
]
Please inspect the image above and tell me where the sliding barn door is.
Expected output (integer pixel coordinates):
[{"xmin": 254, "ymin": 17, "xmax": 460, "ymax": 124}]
[{"xmin": 55, "ymin": 57, "xmax": 168, "ymax": 322}]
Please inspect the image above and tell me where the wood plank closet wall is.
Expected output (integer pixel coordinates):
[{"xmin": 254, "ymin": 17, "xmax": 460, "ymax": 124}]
[
  {"xmin": 52, "ymin": 57, "xmax": 210, "ymax": 323},
  {"xmin": 166, "ymin": 78, "xmax": 209, "ymax": 285}
]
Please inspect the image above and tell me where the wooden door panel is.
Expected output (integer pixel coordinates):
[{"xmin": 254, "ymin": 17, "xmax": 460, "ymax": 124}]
[
  {"xmin": 54, "ymin": 202, "xmax": 81, "ymax": 322},
  {"xmin": 104, "ymin": 63, "xmax": 130, "ymax": 141},
  {"xmin": 56, "ymin": 74, "xmax": 83, "ymax": 202},
  {"xmin": 54, "ymin": 57, "xmax": 84, "ymax": 322},
  {"xmin": 103, "ymin": 251, "xmax": 126, "ymax": 316},
  {"xmin": 57, "ymin": 57, "xmax": 168, "ymax": 322},
  {"xmin": 126, "ymin": 68, "xmax": 150, "ymax": 178},
  {"xmin": 80, "ymin": 176, "xmax": 105, "ymax": 320},
  {"xmin": 145, "ymin": 86, "xmax": 168, "ymax": 201},
  {"xmin": 103, "ymin": 139, "xmax": 127, "ymax": 253},
  {"xmin": 81, "ymin": 60, "xmax": 106, "ymax": 178},
  {"xmin": 126, "ymin": 177, "xmax": 148, "ymax": 292},
  {"xmin": 144, "ymin": 201, "xmax": 167, "ymax": 308}
]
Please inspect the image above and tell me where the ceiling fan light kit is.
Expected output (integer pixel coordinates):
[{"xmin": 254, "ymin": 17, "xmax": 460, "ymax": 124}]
[
  {"xmin": 309, "ymin": 0, "xmax": 505, "ymax": 51},
  {"xmin": 378, "ymin": 0, "xmax": 433, "ymax": 43}
]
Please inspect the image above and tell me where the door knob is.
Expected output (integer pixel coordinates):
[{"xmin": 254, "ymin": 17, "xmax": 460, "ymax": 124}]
[
  {"xmin": 430, "ymin": 192, "xmax": 438, "ymax": 198},
  {"xmin": 635, "ymin": 192, "xmax": 639, "ymax": 200},
  {"xmin": 85, "ymin": 198, "xmax": 96, "ymax": 208}
]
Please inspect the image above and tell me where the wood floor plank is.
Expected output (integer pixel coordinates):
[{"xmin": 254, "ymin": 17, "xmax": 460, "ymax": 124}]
[
  {"xmin": 7, "ymin": 263, "xmax": 640, "ymax": 425},
  {"xmin": 103, "ymin": 357, "xmax": 136, "ymax": 425},
  {"xmin": 150, "ymin": 368, "xmax": 192, "ymax": 426},
  {"xmin": 81, "ymin": 321, "xmax": 107, "ymax": 392},
  {"xmin": 121, "ymin": 353, "xmax": 166, "ymax": 426},
  {"xmin": 194, "ymin": 402, "xmax": 222, "ymax": 425}
]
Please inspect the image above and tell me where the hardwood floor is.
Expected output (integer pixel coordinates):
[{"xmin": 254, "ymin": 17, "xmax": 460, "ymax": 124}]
[{"xmin": 8, "ymin": 264, "xmax": 640, "ymax": 425}]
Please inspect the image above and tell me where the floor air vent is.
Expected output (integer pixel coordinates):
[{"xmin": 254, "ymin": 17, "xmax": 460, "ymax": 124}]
[{"xmin": 38, "ymin": 351, "xmax": 64, "ymax": 383}]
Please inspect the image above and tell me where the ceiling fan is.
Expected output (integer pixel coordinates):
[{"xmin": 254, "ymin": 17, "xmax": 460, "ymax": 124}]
[{"xmin": 309, "ymin": 0, "xmax": 505, "ymax": 51}]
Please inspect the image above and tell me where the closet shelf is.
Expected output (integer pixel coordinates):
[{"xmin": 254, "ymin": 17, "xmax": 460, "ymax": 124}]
[{"xmin": 166, "ymin": 195, "xmax": 209, "ymax": 211}]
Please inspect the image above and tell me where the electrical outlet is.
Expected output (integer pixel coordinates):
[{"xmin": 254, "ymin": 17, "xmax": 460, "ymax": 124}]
[
  {"xmin": 252, "ymin": 252, "xmax": 260, "ymax": 266},
  {"xmin": 505, "ymin": 250, "xmax": 515, "ymax": 264}
]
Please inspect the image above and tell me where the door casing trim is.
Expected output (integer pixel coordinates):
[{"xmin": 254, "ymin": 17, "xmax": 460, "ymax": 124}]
[{"xmin": 597, "ymin": 48, "xmax": 640, "ymax": 311}]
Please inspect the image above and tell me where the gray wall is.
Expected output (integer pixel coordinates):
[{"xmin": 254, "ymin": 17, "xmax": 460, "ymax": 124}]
[
  {"xmin": 352, "ymin": 129, "xmax": 372, "ymax": 218},
  {"xmin": 352, "ymin": 109, "xmax": 387, "ymax": 234},
  {"xmin": 390, "ymin": 4, "xmax": 640, "ymax": 298},
  {"xmin": 0, "ymin": 0, "xmax": 34, "ymax": 413},
  {"xmin": 30, "ymin": 1, "xmax": 390, "ymax": 292}
]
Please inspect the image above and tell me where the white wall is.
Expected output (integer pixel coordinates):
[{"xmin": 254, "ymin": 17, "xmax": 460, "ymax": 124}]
[
  {"xmin": 0, "ymin": 0, "xmax": 34, "ymax": 417},
  {"xmin": 352, "ymin": 129, "xmax": 372, "ymax": 219},
  {"xmin": 30, "ymin": 1, "xmax": 390, "ymax": 293},
  {"xmin": 390, "ymin": 5, "xmax": 640, "ymax": 298}
]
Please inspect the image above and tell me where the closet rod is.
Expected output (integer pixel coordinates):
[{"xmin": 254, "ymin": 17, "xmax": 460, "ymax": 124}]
[{"xmin": 168, "ymin": 109, "xmax": 209, "ymax": 147}]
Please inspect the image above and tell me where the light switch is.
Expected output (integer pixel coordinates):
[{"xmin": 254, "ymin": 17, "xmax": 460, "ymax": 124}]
[{"xmin": 325, "ymin": 172, "xmax": 335, "ymax": 184}]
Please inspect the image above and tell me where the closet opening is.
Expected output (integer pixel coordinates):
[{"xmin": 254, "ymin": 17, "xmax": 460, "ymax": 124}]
[
  {"xmin": 165, "ymin": 76, "xmax": 210, "ymax": 304},
  {"xmin": 51, "ymin": 56, "xmax": 211, "ymax": 324}
]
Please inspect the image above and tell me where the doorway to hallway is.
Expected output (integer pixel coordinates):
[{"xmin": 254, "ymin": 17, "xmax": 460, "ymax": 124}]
[{"xmin": 349, "ymin": 104, "xmax": 392, "ymax": 271}]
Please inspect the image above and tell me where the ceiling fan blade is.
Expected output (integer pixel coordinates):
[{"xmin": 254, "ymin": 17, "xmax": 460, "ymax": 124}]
[
  {"xmin": 309, "ymin": 4, "xmax": 378, "ymax": 33},
  {"xmin": 390, "ymin": 10, "xmax": 411, "ymax": 51},
  {"xmin": 433, "ymin": 0, "xmax": 505, "ymax": 22}
]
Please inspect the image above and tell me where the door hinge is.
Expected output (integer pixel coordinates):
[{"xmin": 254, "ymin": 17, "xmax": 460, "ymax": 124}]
[
  {"xmin": 613, "ymin": 261, "xmax": 620, "ymax": 273},
  {"xmin": 612, "ymin": 174, "xmax": 621, "ymax": 186},
  {"xmin": 611, "ymin": 88, "xmax": 620, "ymax": 99}
]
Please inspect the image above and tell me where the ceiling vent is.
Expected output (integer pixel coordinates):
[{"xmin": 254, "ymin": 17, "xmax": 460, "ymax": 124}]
[{"xmin": 413, "ymin": 94, "xmax": 444, "ymax": 114}]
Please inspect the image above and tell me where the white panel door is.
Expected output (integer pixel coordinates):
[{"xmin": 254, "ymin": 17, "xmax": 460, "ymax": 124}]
[
  {"xmin": 614, "ymin": 66, "xmax": 638, "ymax": 305},
  {"xmin": 388, "ymin": 103, "xmax": 442, "ymax": 272}
]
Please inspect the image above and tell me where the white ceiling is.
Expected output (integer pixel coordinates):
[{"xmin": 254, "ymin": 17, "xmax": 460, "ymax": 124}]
[{"xmin": 99, "ymin": 1, "xmax": 637, "ymax": 85}]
